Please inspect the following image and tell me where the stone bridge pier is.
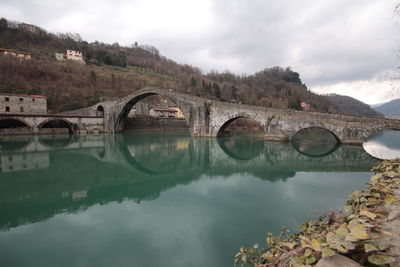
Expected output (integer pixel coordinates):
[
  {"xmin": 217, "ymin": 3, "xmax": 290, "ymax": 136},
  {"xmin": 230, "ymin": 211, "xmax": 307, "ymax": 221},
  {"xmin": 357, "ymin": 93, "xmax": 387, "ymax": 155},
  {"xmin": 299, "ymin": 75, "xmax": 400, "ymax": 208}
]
[{"xmin": 89, "ymin": 87, "xmax": 400, "ymax": 144}]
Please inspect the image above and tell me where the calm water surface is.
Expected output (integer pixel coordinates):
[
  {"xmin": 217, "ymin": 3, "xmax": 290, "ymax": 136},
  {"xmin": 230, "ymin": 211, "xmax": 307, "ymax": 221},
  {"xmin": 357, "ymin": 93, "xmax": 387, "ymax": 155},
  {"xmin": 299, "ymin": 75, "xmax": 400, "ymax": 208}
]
[
  {"xmin": 363, "ymin": 130, "xmax": 400, "ymax": 160},
  {"xmin": 0, "ymin": 132, "xmax": 378, "ymax": 267}
]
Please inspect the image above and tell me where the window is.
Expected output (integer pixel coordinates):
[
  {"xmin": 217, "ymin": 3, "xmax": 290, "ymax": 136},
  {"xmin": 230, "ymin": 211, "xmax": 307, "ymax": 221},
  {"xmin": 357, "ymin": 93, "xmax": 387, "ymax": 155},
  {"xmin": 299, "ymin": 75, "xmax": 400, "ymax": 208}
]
[
  {"xmin": 19, "ymin": 98, "xmax": 23, "ymax": 102},
  {"xmin": 5, "ymin": 106, "xmax": 10, "ymax": 112},
  {"xmin": 20, "ymin": 107, "xmax": 24, "ymax": 112},
  {"xmin": 5, "ymin": 97, "xmax": 9, "ymax": 102}
]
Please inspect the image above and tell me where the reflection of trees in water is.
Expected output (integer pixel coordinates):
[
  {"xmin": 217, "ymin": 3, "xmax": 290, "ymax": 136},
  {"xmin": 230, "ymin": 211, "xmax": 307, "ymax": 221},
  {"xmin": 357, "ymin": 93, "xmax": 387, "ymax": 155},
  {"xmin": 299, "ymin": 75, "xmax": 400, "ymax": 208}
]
[
  {"xmin": 218, "ymin": 135, "xmax": 264, "ymax": 160},
  {"xmin": 252, "ymin": 170, "xmax": 296, "ymax": 182}
]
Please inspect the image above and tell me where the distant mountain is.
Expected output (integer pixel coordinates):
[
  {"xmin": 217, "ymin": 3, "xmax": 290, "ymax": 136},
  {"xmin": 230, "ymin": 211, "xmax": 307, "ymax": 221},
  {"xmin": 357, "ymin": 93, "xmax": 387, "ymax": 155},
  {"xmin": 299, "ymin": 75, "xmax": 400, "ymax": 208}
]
[
  {"xmin": 373, "ymin": 99, "xmax": 400, "ymax": 118},
  {"xmin": 325, "ymin": 94, "xmax": 383, "ymax": 118}
]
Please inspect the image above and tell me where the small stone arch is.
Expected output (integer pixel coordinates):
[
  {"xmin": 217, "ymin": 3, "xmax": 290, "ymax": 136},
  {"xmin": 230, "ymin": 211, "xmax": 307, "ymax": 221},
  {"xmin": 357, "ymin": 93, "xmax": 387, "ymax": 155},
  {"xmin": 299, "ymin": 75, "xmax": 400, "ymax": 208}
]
[
  {"xmin": 0, "ymin": 118, "xmax": 33, "ymax": 135},
  {"xmin": 96, "ymin": 105, "xmax": 104, "ymax": 117},
  {"xmin": 216, "ymin": 114, "xmax": 265, "ymax": 137},
  {"xmin": 114, "ymin": 90, "xmax": 191, "ymax": 132},
  {"xmin": 38, "ymin": 118, "xmax": 78, "ymax": 134},
  {"xmin": 0, "ymin": 117, "xmax": 32, "ymax": 129}
]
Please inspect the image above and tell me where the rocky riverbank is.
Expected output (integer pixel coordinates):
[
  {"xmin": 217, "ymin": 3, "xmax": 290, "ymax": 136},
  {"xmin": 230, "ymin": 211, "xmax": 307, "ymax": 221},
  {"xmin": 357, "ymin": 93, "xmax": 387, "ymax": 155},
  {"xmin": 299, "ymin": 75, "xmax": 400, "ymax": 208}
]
[{"xmin": 235, "ymin": 159, "xmax": 400, "ymax": 267}]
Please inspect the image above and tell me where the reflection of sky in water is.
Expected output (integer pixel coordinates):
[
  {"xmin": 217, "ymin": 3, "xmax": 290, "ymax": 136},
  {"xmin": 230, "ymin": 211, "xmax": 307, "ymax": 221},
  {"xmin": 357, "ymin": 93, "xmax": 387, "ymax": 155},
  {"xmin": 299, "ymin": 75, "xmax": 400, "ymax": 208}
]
[
  {"xmin": 0, "ymin": 172, "xmax": 370, "ymax": 267},
  {"xmin": 363, "ymin": 130, "xmax": 400, "ymax": 160},
  {"xmin": 0, "ymin": 132, "xmax": 378, "ymax": 267}
]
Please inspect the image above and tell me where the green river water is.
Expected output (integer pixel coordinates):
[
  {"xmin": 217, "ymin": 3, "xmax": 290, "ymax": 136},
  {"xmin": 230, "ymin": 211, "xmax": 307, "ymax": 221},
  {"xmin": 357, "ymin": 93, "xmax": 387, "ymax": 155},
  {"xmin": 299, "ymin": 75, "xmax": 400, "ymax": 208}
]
[{"xmin": 0, "ymin": 131, "xmax": 379, "ymax": 267}]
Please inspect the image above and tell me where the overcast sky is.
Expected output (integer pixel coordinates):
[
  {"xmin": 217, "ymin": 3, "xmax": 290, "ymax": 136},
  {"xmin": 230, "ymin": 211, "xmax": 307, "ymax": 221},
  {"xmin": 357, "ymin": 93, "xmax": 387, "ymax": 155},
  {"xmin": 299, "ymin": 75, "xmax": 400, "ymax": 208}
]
[{"xmin": 2, "ymin": 0, "xmax": 400, "ymax": 104}]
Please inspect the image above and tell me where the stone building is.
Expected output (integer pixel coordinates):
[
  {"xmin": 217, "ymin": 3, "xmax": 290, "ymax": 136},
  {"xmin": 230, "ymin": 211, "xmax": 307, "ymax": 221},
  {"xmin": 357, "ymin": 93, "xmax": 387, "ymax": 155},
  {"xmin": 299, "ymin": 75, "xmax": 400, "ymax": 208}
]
[
  {"xmin": 170, "ymin": 106, "xmax": 185, "ymax": 119},
  {"xmin": 55, "ymin": 52, "xmax": 64, "ymax": 61},
  {"xmin": 0, "ymin": 48, "xmax": 31, "ymax": 60},
  {"xmin": 66, "ymin": 49, "xmax": 84, "ymax": 63},
  {"xmin": 0, "ymin": 93, "xmax": 47, "ymax": 114}
]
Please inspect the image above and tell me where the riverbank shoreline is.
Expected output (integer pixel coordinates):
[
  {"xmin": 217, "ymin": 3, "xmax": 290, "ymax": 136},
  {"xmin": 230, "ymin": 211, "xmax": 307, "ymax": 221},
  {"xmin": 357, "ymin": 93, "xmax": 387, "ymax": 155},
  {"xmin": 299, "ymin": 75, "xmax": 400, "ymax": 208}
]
[{"xmin": 235, "ymin": 159, "xmax": 400, "ymax": 267}]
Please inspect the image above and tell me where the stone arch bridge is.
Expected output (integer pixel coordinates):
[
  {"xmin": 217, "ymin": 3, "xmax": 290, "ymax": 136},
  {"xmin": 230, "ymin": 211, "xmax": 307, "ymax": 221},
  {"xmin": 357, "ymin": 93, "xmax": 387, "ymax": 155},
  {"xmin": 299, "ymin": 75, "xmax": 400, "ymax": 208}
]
[
  {"xmin": 1, "ymin": 87, "xmax": 399, "ymax": 142},
  {"xmin": 84, "ymin": 87, "xmax": 400, "ymax": 144},
  {"xmin": 0, "ymin": 114, "xmax": 104, "ymax": 135}
]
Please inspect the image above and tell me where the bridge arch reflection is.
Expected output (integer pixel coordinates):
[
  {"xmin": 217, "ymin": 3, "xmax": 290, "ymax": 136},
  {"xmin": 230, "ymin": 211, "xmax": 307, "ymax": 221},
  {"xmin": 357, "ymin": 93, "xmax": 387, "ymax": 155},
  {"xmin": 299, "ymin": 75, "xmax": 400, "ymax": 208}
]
[
  {"xmin": 116, "ymin": 132, "xmax": 191, "ymax": 175},
  {"xmin": 217, "ymin": 135, "xmax": 264, "ymax": 160},
  {"xmin": 291, "ymin": 127, "xmax": 340, "ymax": 143},
  {"xmin": 115, "ymin": 131, "xmax": 347, "ymax": 176},
  {"xmin": 38, "ymin": 134, "xmax": 76, "ymax": 148},
  {"xmin": 290, "ymin": 127, "xmax": 340, "ymax": 157}
]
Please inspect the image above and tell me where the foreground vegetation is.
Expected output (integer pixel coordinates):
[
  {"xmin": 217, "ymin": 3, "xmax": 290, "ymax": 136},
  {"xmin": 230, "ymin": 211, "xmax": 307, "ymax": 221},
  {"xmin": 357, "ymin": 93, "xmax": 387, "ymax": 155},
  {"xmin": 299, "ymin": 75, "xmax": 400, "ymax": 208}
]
[{"xmin": 235, "ymin": 159, "xmax": 400, "ymax": 266}]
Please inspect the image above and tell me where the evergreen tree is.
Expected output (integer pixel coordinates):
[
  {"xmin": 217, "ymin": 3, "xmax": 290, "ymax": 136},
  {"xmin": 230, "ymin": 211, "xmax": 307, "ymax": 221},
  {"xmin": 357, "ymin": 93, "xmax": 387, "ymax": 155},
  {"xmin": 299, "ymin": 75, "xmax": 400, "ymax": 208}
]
[{"xmin": 0, "ymin": 18, "xmax": 7, "ymax": 31}]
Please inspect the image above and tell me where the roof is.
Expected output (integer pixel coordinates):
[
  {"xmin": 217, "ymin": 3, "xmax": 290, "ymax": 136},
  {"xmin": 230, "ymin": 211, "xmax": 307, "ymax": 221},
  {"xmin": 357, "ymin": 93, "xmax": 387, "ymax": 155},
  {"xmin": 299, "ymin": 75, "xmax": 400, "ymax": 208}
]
[
  {"xmin": 0, "ymin": 48, "xmax": 31, "ymax": 56},
  {"xmin": 152, "ymin": 108, "xmax": 177, "ymax": 112},
  {"xmin": 0, "ymin": 93, "xmax": 47, "ymax": 99}
]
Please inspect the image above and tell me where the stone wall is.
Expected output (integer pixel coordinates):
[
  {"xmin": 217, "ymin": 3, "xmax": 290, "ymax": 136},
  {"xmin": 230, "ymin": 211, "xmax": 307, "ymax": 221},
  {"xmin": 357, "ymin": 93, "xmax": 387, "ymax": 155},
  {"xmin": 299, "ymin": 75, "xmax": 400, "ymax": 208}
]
[{"xmin": 124, "ymin": 117, "xmax": 188, "ymax": 131}]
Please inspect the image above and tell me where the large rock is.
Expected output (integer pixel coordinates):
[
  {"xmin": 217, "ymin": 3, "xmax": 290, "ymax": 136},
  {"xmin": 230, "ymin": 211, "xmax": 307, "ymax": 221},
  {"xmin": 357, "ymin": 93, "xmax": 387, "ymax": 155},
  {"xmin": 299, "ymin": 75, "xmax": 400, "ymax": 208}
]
[{"xmin": 315, "ymin": 254, "xmax": 361, "ymax": 267}]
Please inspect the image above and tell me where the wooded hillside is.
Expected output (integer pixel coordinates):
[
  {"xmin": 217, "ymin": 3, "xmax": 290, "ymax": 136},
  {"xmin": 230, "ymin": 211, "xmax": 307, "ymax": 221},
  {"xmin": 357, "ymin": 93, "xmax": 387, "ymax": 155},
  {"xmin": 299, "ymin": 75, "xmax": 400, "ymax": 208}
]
[{"xmin": 0, "ymin": 17, "xmax": 381, "ymax": 116}]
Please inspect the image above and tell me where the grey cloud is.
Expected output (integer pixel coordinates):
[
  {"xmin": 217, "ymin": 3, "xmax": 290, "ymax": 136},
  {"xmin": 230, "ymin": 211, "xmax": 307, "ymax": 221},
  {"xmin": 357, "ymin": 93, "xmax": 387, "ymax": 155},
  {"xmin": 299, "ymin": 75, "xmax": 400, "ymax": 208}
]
[{"xmin": 1, "ymin": 0, "xmax": 399, "ymax": 97}]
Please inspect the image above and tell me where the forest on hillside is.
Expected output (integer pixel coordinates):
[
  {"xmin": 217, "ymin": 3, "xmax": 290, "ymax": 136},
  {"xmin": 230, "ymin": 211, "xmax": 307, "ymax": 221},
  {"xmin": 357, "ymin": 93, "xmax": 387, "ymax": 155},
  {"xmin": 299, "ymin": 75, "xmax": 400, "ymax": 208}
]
[{"xmin": 0, "ymin": 17, "xmax": 382, "ymax": 116}]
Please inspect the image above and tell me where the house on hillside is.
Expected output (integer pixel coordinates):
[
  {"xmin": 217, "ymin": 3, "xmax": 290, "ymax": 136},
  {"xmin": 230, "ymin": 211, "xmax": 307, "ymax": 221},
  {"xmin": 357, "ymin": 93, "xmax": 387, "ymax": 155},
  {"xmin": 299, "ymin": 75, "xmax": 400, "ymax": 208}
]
[
  {"xmin": 300, "ymin": 102, "xmax": 311, "ymax": 111},
  {"xmin": 0, "ymin": 93, "xmax": 47, "ymax": 114},
  {"xmin": 55, "ymin": 50, "xmax": 85, "ymax": 63},
  {"xmin": 55, "ymin": 52, "xmax": 64, "ymax": 61},
  {"xmin": 0, "ymin": 48, "xmax": 31, "ymax": 60},
  {"xmin": 66, "ymin": 49, "xmax": 85, "ymax": 63}
]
